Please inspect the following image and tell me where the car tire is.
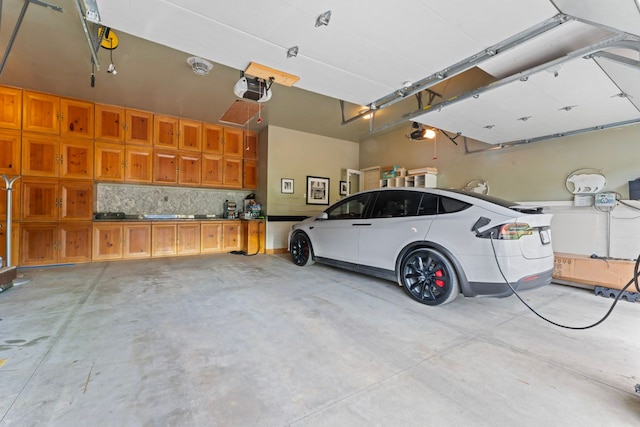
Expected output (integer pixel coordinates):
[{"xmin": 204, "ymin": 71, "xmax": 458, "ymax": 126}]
[
  {"xmin": 400, "ymin": 247, "xmax": 458, "ymax": 306},
  {"xmin": 290, "ymin": 232, "xmax": 315, "ymax": 266}
]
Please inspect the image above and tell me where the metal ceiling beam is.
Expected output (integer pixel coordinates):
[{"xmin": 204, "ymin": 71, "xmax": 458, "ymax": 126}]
[
  {"xmin": 0, "ymin": 0, "xmax": 62, "ymax": 77},
  {"xmin": 74, "ymin": 0, "xmax": 101, "ymax": 70},
  {"xmin": 341, "ymin": 13, "xmax": 573, "ymax": 127}
]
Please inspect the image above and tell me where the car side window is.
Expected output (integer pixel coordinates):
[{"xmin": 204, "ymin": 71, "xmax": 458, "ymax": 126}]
[
  {"xmin": 439, "ymin": 196, "xmax": 471, "ymax": 213},
  {"xmin": 417, "ymin": 194, "xmax": 438, "ymax": 216},
  {"xmin": 371, "ymin": 191, "xmax": 423, "ymax": 218},
  {"xmin": 327, "ymin": 193, "xmax": 370, "ymax": 219}
]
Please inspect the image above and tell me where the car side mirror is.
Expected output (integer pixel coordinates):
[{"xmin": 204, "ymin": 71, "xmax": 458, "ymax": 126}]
[{"xmin": 317, "ymin": 212, "xmax": 328, "ymax": 220}]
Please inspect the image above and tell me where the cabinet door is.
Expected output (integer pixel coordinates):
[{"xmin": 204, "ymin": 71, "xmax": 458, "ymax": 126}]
[
  {"xmin": 243, "ymin": 220, "xmax": 265, "ymax": 254},
  {"xmin": 177, "ymin": 223, "xmax": 200, "ymax": 255},
  {"xmin": 223, "ymin": 157, "xmax": 242, "ymax": 188},
  {"xmin": 153, "ymin": 115, "xmax": 179, "ymax": 148},
  {"xmin": 222, "ymin": 221, "xmax": 241, "ymax": 251},
  {"xmin": 201, "ymin": 222, "xmax": 223, "ymax": 253},
  {"xmin": 20, "ymin": 222, "xmax": 58, "ymax": 266},
  {"xmin": 60, "ymin": 138, "xmax": 93, "ymax": 179},
  {"xmin": 203, "ymin": 124, "xmax": 223, "ymax": 154},
  {"xmin": 201, "ymin": 153, "xmax": 223, "ymax": 187},
  {"xmin": 0, "ymin": 222, "xmax": 19, "ymax": 267},
  {"xmin": 0, "ymin": 86, "xmax": 22, "ymax": 130},
  {"xmin": 152, "ymin": 223, "xmax": 177, "ymax": 256},
  {"xmin": 124, "ymin": 223, "xmax": 151, "ymax": 259},
  {"xmin": 95, "ymin": 104, "xmax": 125, "ymax": 143},
  {"xmin": 93, "ymin": 222, "xmax": 123, "ymax": 260},
  {"xmin": 59, "ymin": 180, "xmax": 93, "ymax": 221},
  {"xmin": 0, "ymin": 129, "xmax": 21, "ymax": 175},
  {"xmin": 23, "ymin": 91, "xmax": 60, "ymax": 134},
  {"xmin": 21, "ymin": 178, "xmax": 58, "ymax": 221},
  {"xmin": 61, "ymin": 98, "xmax": 94, "ymax": 139},
  {"xmin": 243, "ymin": 159, "xmax": 258, "ymax": 189},
  {"xmin": 244, "ymin": 130, "xmax": 258, "ymax": 159},
  {"xmin": 223, "ymin": 128, "xmax": 243, "ymax": 157},
  {"xmin": 178, "ymin": 152, "xmax": 201, "ymax": 186},
  {"xmin": 179, "ymin": 119, "xmax": 202, "ymax": 151},
  {"xmin": 153, "ymin": 149, "xmax": 178, "ymax": 184},
  {"xmin": 125, "ymin": 109, "xmax": 153, "ymax": 145},
  {"xmin": 0, "ymin": 181, "xmax": 20, "ymax": 221},
  {"xmin": 125, "ymin": 145, "xmax": 153, "ymax": 183},
  {"xmin": 59, "ymin": 222, "xmax": 92, "ymax": 263},
  {"xmin": 95, "ymin": 142, "xmax": 124, "ymax": 181},
  {"xmin": 21, "ymin": 132, "xmax": 60, "ymax": 177}
]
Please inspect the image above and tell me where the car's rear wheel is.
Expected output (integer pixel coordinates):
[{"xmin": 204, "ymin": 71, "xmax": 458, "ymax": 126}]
[
  {"xmin": 400, "ymin": 247, "xmax": 458, "ymax": 305},
  {"xmin": 290, "ymin": 232, "xmax": 315, "ymax": 266}
]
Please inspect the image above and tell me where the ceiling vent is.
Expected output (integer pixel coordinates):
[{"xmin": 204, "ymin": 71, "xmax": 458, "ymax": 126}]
[{"xmin": 187, "ymin": 57, "xmax": 213, "ymax": 75}]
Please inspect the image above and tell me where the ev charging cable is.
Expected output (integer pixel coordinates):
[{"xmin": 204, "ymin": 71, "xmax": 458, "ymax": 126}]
[{"xmin": 489, "ymin": 233, "xmax": 640, "ymax": 330}]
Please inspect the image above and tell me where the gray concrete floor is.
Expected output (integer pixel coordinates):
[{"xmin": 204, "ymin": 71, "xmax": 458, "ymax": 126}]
[{"xmin": 0, "ymin": 254, "xmax": 638, "ymax": 426}]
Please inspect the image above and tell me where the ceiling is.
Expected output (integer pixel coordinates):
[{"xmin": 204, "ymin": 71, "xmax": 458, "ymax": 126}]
[{"xmin": 1, "ymin": 0, "xmax": 639, "ymax": 145}]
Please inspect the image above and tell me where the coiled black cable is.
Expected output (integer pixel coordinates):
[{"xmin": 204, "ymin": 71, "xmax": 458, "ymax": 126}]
[{"xmin": 490, "ymin": 233, "xmax": 640, "ymax": 330}]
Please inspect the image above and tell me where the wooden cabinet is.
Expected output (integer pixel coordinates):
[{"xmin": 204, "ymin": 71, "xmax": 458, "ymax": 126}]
[
  {"xmin": 125, "ymin": 109, "xmax": 153, "ymax": 145},
  {"xmin": 95, "ymin": 104, "xmax": 125, "ymax": 143},
  {"xmin": 92, "ymin": 222, "xmax": 151, "ymax": 261},
  {"xmin": 0, "ymin": 86, "xmax": 22, "ymax": 130},
  {"xmin": 153, "ymin": 114, "xmax": 179, "ymax": 148},
  {"xmin": 60, "ymin": 98, "xmax": 94, "ymax": 139},
  {"xmin": 201, "ymin": 222, "xmax": 223, "ymax": 253},
  {"xmin": 242, "ymin": 220, "xmax": 265, "ymax": 254},
  {"xmin": 223, "ymin": 157, "xmax": 243, "ymax": 188},
  {"xmin": 201, "ymin": 154, "xmax": 223, "ymax": 187},
  {"xmin": 153, "ymin": 149, "xmax": 178, "ymax": 184},
  {"xmin": 60, "ymin": 138, "xmax": 93, "ymax": 179},
  {"xmin": 23, "ymin": 90, "xmax": 60, "ymax": 134},
  {"xmin": 0, "ymin": 129, "xmax": 21, "ymax": 175},
  {"xmin": 224, "ymin": 128, "xmax": 244, "ymax": 157},
  {"xmin": 95, "ymin": 142, "xmax": 124, "ymax": 181},
  {"xmin": 178, "ymin": 152, "xmax": 201, "ymax": 186},
  {"xmin": 21, "ymin": 178, "xmax": 93, "ymax": 221},
  {"xmin": 203, "ymin": 124, "xmax": 223, "ymax": 154},
  {"xmin": 222, "ymin": 221, "xmax": 241, "ymax": 251},
  {"xmin": 0, "ymin": 181, "xmax": 20, "ymax": 220},
  {"xmin": 152, "ymin": 222, "xmax": 201, "ymax": 256},
  {"xmin": 125, "ymin": 145, "xmax": 153, "ymax": 183},
  {"xmin": 22, "ymin": 133, "xmax": 92, "ymax": 179},
  {"xmin": 243, "ymin": 159, "xmax": 258, "ymax": 189},
  {"xmin": 0, "ymin": 223, "xmax": 19, "ymax": 267},
  {"xmin": 244, "ymin": 130, "xmax": 258, "ymax": 159},
  {"xmin": 21, "ymin": 221, "xmax": 92, "ymax": 266},
  {"xmin": 179, "ymin": 119, "xmax": 202, "ymax": 151}
]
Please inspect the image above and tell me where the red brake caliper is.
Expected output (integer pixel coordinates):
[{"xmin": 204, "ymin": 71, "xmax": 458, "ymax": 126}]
[{"xmin": 434, "ymin": 270, "xmax": 445, "ymax": 287}]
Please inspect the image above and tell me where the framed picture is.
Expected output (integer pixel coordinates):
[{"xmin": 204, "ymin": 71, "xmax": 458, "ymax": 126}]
[
  {"xmin": 281, "ymin": 178, "xmax": 294, "ymax": 194},
  {"xmin": 306, "ymin": 176, "xmax": 330, "ymax": 205},
  {"xmin": 340, "ymin": 180, "xmax": 348, "ymax": 196}
]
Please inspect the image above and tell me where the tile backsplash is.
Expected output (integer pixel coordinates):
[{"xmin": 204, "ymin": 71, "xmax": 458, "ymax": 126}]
[{"xmin": 96, "ymin": 183, "xmax": 252, "ymax": 215}]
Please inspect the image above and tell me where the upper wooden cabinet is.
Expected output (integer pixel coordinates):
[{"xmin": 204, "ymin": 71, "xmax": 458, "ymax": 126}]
[
  {"xmin": 179, "ymin": 119, "xmax": 202, "ymax": 151},
  {"xmin": 23, "ymin": 91, "xmax": 60, "ymax": 134},
  {"xmin": 125, "ymin": 109, "xmax": 153, "ymax": 145},
  {"xmin": 95, "ymin": 104, "xmax": 125, "ymax": 143},
  {"xmin": 223, "ymin": 128, "xmax": 244, "ymax": 157},
  {"xmin": 154, "ymin": 114, "xmax": 179, "ymax": 149},
  {"xmin": 0, "ymin": 86, "xmax": 22, "ymax": 130},
  {"xmin": 60, "ymin": 138, "xmax": 93, "ymax": 179},
  {"xmin": 94, "ymin": 142, "xmax": 124, "ymax": 182},
  {"xmin": 203, "ymin": 124, "xmax": 223, "ymax": 154},
  {"xmin": 244, "ymin": 130, "xmax": 258, "ymax": 159},
  {"xmin": 243, "ymin": 159, "xmax": 258, "ymax": 189},
  {"xmin": 201, "ymin": 153, "xmax": 223, "ymax": 187},
  {"xmin": 0, "ymin": 129, "xmax": 21, "ymax": 176},
  {"xmin": 21, "ymin": 132, "xmax": 60, "ymax": 177},
  {"xmin": 153, "ymin": 149, "xmax": 178, "ymax": 184},
  {"xmin": 125, "ymin": 145, "xmax": 153, "ymax": 183},
  {"xmin": 178, "ymin": 152, "xmax": 201, "ymax": 186},
  {"xmin": 61, "ymin": 98, "xmax": 94, "ymax": 139}
]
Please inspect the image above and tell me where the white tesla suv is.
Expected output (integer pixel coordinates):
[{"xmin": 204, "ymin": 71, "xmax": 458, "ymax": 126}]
[{"xmin": 289, "ymin": 188, "xmax": 553, "ymax": 305}]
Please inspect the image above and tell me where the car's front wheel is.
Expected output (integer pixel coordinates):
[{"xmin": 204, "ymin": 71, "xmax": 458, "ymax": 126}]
[
  {"xmin": 400, "ymin": 247, "xmax": 458, "ymax": 305},
  {"xmin": 290, "ymin": 232, "xmax": 315, "ymax": 266}
]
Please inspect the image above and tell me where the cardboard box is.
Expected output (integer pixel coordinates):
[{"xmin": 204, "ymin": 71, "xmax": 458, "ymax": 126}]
[{"xmin": 553, "ymin": 253, "xmax": 637, "ymax": 291}]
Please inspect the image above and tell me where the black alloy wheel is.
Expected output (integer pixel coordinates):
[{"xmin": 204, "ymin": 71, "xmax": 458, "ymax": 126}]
[
  {"xmin": 290, "ymin": 232, "xmax": 315, "ymax": 266},
  {"xmin": 400, "ymin": 247, "xmax": 458, "ymax": 305}
]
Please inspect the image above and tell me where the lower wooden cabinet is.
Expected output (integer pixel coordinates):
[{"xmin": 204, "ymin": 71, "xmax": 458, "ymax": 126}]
[
  {"xmin": 20, "ymin": 221, "xmax": 92, "ymax": 266},
  {"xmin": 93, "ymin": 222, "xmax": 151, "ymax": 261},
  {"xmin": 242, "ymin": 220, "xmax": 265, "ymax": 254},
  {"xmin": 152, "ymin": 222, "xmax": 201, "ymax": 257},
  {"xmin": 201, "ymin": 222, "xmax": 223, "ymax": 253},
  {"xmin": 222, "ymin": 221, "xmax": 241, "ymax": 251}
]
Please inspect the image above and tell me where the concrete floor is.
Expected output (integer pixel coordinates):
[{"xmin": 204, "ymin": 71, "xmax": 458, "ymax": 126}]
[{"xmin": 0, "ymin": 254, "xmax": 638, "ymax": 426}]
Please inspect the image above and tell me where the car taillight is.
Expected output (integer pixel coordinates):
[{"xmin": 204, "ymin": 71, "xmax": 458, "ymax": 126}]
[{"xmin": 477, "ymin": 223, "xmax": 533, "ymax": 240}]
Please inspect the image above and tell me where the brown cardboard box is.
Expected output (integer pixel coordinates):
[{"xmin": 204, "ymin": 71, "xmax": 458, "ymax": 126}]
[{"xmin": 553, "ymin": 253, "xmax": 637, "ymax": 291}]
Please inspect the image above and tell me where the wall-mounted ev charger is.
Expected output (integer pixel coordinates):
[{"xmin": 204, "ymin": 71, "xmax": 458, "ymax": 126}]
[{"xmin": 594, "ymin": 192, "xmax": 617, "ymax": 208}]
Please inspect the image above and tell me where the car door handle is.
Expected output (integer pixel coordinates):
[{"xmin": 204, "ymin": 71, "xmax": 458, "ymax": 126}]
[{"xmin": 352, "ymin": 223, "xmax": 371, "ymax": 226}]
